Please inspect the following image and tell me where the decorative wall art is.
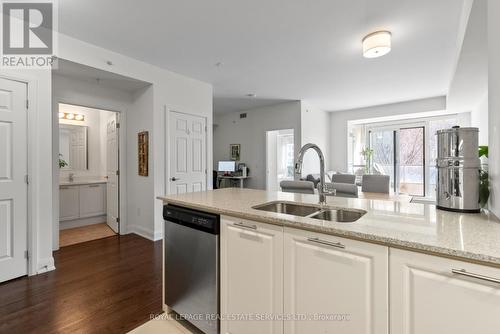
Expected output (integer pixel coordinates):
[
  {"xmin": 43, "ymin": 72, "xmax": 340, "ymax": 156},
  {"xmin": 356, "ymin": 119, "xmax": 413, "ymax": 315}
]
[
  {"xmin": 230, "ymin": 144, "xmax": 240, "ymax": 161},
  {"xmin": 138, "ymin": 131, "xmax": 149, "ymax": 176}
]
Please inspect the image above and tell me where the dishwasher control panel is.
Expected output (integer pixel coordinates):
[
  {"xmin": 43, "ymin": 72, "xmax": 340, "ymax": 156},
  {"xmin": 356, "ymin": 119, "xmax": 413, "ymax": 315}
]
[{"xmin": 163, "ymin": 204, "xmax": 220, "ymax": 234}]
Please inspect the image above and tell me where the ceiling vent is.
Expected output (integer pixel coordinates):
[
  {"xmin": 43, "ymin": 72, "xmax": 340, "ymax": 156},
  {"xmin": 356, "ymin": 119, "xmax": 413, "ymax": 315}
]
[{"xmin": 240, "ymin": 113, "xmax": 247, "ymax": 119}]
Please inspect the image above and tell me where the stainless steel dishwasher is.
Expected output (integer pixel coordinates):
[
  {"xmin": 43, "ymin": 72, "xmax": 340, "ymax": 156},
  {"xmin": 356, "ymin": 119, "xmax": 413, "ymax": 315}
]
[{"xmin": 163, "ymin": 204, "xmax": 220, "ymax": 334}]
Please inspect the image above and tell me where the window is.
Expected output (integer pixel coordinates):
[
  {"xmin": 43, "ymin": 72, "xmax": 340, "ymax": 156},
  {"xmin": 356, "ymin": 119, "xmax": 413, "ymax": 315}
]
[{"xmin": 348, "ymin": 115, "xmax": 460, "ymax": 197}]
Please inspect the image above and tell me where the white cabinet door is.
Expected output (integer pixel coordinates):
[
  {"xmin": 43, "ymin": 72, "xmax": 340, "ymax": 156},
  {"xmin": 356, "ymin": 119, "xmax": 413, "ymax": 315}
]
[
  {"xmin": 59, "ymin": 186, "xmax": 80, "ymax": 221},
  {"xmin": 79, "ymin": 184, "xmax": 106, "ymax": 218},
  {"xmin": 284, "ymin": 227, "xmax": 388, "ymax": 334},
  {"xmin": 221, "ymin": 216, "xmax": 283, "ymax": 334},
  {"xmin": 390, "ymin": 249, "xmax": 500, "ymax": 334}
]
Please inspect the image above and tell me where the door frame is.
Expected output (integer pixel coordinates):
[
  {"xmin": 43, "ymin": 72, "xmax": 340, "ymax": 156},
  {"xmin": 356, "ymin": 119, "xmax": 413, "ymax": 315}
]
[
  {"xmin": 53, "ymin": 100, "xmax": 126, "ymax": 250},
  {"xmin": 165, "ymin": 109, "xmax": 208, "ymax": 194},
  {"xmin": 265, "ymin": 128, "xmax": 295, "ymax": 191},
  {"xmin": 0, "ymin": 73, "xmax": 39, "ymax": 276}
]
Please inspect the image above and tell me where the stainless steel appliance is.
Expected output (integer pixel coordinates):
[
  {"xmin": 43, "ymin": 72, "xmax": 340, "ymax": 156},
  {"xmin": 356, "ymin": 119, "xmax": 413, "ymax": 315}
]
[
  {"xmin": 436, "ymin": 126, "xmax": 480, "ymax": 213},
  {"xmin": 163, "ymin": 205, "xmax": 220, "ymax": 334}
]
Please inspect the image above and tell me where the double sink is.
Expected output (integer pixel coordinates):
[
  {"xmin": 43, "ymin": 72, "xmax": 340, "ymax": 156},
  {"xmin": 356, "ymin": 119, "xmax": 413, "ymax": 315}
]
[{"xmin": 252, "ymin": 201, "xmax": 366, "ymax": 223}]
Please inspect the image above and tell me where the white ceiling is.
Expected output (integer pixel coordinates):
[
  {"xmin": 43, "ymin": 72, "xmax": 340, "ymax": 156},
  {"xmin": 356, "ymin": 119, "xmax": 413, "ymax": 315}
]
[
  {"xmin": 58, "ymin": 0, "xmax": 467, "ymax": 113},
  {"xmin": 53, "ymin": 59, "xmax": 151, "ymax": 93}
]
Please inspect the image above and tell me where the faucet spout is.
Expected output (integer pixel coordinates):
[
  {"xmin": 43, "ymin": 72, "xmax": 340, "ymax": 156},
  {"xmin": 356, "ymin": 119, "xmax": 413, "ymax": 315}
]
[{"xmin": 295, "ymin": 143, "xmax": 328, "ymax": 205}]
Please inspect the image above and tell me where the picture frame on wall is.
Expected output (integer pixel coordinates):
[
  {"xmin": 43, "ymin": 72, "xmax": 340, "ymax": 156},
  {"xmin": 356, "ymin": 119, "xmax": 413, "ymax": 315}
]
[
  {"xmin": 230, "ymin": 144, "xmax": 240, "ymax": 161},
  {"xmin": 138, "ymin": 131, "xmax": 149, "ymax": 176}
]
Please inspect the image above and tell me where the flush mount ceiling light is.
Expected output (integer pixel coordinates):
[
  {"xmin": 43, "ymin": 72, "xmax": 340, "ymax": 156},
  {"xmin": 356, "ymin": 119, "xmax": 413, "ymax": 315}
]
[{"xmin": 362, "ymin": 31, "xmax": 392, "ymax": 58}]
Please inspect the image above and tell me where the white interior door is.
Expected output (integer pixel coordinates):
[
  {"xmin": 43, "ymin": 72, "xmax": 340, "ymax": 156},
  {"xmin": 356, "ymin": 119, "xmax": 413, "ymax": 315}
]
[
  {"xmin": 169, "ymin": 111, "xmax": 206, "ymax": 194},
  {"xmin": 106, "ymin": 114, "xmax": 119, "ymax": 233},
  {"xmin": 0, "ymin": 77, "xmax": 28, "ymax": 282}
]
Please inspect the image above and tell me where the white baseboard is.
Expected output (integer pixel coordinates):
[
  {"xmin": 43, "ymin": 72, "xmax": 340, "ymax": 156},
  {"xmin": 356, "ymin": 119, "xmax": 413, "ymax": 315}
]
[
  {"xmin": 153, "ymin": 229, "xmax": 163, "ymax": 241},
  {"xmin": 128, "ymin": 224, "xmax": 163, "ymax": 241},
  {"xmin": 59, "ymin": 215, "xmax": 106, "ymax": 230},
  {"xmin": 36, "ymin": 256, "xmax": 56, "ymax": 274},
  {"xmin": 128, "ymin": 224, "xmax": 155, "ymax": 241}
]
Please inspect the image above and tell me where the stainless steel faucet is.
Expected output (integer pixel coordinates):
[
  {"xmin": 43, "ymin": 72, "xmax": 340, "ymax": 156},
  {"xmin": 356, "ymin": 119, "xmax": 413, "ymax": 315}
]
[{"xmin": 295, "ymin": 143, "xmax": 329, "ymax": 205}]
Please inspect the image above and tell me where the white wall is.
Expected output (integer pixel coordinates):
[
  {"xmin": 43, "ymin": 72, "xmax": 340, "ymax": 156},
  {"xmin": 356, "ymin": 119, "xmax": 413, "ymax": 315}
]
[
  {"xmin": 300, "ymin": 102, "xmax": 330, "ymax": 175},
  {"xmin": 488, "ymin": 0, "xmax": 500, "ymax": 217},
  {"xmin": 55, "ymin": 33, "xmax": 213, "ymax": 247},
  {"xmin": 6, "ymin": 31, "xmax": 213, "ymax": 273},
  {"xmin": 214, "ymin": 101, "xmax": 301, "ymax": 190},
  {"xmin": 471, "ymin": 92, "xmax": 489, "ymax": 145},
  {"xmin": 328, "ymin": 96, "xmax": 447, "ymax": 171},
  {"xmin": 447, "ymin": 0, "xmax": 488, "ymax": 144},
  {"xmin": 126, "ymin": 86, "xmax": 156, "ymax": 240}
]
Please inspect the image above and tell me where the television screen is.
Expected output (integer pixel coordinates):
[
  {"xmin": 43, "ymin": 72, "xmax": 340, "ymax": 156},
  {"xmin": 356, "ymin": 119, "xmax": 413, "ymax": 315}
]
[{"xmin": 218, "ymin": 161, "xmax": 236, "ymax": 172}]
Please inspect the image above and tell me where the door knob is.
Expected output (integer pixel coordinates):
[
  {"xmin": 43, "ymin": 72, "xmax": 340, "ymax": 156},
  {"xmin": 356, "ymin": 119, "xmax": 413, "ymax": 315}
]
[{"xmin": 170, "ymin": 177, "xmax": 179, "ymax": 181}]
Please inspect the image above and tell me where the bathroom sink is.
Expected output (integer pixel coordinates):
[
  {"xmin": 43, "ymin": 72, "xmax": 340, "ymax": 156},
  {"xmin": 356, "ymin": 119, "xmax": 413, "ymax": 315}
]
[
  {"xmin": 252, "ymin": 202, "xmax": 322, "ymax": 217},
  {"xmin": 309, "ymin": 209, "xmax": 366, "ymax": 223}
]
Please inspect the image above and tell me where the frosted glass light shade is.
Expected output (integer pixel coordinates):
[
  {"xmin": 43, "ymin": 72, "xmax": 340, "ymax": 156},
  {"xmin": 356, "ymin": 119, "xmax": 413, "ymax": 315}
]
[{"xmin": 363, "ymin": 31, "xmax": 391, "ymax": 58}]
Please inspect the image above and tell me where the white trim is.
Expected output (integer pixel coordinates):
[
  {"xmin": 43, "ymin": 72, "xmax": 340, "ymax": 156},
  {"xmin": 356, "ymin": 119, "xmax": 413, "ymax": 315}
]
[
  {"xmin": 127, "ymin": 225, "xmax": 162, "ymax": 241},
  {"xmin": 36, "ymin": 257, "xmax": 56, "ymax": 274},
  {"xmin": 59, "ymin": 216, "xmax": 107, "ymax": 230}
]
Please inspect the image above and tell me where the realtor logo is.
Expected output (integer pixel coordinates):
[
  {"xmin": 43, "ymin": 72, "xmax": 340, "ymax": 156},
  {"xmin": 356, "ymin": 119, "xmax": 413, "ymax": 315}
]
[
  {"xmin": 3, "ymin": 2, "xmax": 52, "ymax": 54},
  {"xmin": 1, "ymin": 1, "xmax": 56, "ymax": 68}
]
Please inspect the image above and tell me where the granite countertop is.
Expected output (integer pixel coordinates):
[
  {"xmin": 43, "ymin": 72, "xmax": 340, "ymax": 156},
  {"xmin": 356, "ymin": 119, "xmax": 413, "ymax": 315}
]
[
  {"xmin": 60, "ymin": 177, "xmax": 108, "ymax": 186},
  {"xmin": 158, "ymin": 188, "xmax": 500, "ymax": 267}
]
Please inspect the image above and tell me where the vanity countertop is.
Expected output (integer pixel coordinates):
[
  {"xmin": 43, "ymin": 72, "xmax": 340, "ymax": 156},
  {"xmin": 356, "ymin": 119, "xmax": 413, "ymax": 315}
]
[
  {"xmin": 158, "ymin": 188, "xmax": 500, "ymax": 267},
  {"xmin": 60, "ymin": 177, "xmax": 107, "ymax": 186}
]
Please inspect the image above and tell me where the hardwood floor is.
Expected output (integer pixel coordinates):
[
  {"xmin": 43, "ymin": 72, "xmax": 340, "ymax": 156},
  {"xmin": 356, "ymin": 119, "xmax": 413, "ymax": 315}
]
[
  {"xmin": 60, "ymin": 223, "xmax": 117, "ymax": 247},
  {"xmin": 0, "ymin": 234, "xmax": 163, "ymax": 334}
]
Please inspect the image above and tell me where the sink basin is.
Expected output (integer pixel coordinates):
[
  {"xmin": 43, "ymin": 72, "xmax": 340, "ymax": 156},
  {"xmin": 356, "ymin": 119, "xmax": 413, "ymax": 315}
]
[
  {"xmin": 310, "ymin": 209, "xmax": 366, "ymax": 223},
  {"xmin": 253, "ymin": 202, "xmax": 322, "ymax": 217}
]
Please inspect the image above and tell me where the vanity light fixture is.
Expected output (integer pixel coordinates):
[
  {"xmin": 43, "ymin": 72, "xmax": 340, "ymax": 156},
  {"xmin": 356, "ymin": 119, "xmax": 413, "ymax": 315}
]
[
  {"xmin": 362, "ymin": 31, "xmax": 392, "ymax": 58},
  {"xmin": 59, "ymin": 112, "xmax": 85, "ymax": 122}
]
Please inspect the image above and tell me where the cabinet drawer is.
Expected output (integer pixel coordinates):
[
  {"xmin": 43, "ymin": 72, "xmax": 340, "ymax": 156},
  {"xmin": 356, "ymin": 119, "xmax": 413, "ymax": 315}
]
[
  {"xmin": 284, "ymin": 227, "xmax": 389, "ymax": 334},
  {"xmin": 221, "ymin": 216, "xmax": 283, "ymax": 334},
  {"xmin": 59, "ymin": 186, "xmax": 80, "ymax": 221},
  {"xmin": 390, "ymin": 249, "xmax": 500, "ymax": 334},
  {"xmin": 79, "ymin": 184, "xmax": 107, "ymax": 218}
]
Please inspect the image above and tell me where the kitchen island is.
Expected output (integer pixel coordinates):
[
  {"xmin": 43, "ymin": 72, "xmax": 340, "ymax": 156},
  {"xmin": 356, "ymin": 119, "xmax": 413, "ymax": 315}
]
[{"xmin": 159, "ymin": 188, "xmax": 500, "ymax": 334}]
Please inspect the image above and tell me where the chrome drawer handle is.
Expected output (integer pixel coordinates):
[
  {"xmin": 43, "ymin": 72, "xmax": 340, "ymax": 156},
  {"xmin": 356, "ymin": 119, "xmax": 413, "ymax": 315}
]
[
  {"xmin": 451, "ymin": 269, "xmax": 500, "ymax": 284},
  {"xmin": 307, "ymin": 237, "xmax": 345, "ymax": 249},
  {"xmin": 233, "ymin": 222, "xmax": 257, "ymax": 230}
]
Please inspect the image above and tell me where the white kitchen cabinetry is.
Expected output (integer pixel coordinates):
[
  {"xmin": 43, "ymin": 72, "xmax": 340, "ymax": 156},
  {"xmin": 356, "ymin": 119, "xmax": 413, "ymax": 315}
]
[
  {"xmin": 59, "ymin": 186, "xmax": 80, "ymax": 221},
  {"xmin": 283, "ymin": 227, "xmax": 389, "ymax": 334},
  {"xmin": 221, "ymin": 216, "xmax": 283, "ymax": 334},
  {"xmin": 59, "ymin": 183, "xmax": 107, "ymax": 222},
  {"xmin": 79, "ymin": 184, "xmax": 106, "ymax": 217},
  {"xmin": 390, "ymin": 249, "xmax": 500, "ymax": 334}
]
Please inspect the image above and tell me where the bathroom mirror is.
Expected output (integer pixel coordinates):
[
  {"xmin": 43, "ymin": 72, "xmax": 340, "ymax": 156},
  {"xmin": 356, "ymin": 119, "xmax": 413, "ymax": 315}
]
[{"xmin": 59, "ymin": 124, "xmax": 88, "ymax": 171}]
